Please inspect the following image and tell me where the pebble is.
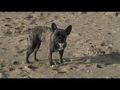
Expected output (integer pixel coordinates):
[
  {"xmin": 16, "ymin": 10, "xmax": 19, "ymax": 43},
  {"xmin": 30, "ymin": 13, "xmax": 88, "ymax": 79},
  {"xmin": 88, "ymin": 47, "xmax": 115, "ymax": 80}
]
[
  {"xmin": 28, "ymin": 65, "xmax": 38, "ymax": 70},
  {"xmin": 86, "ymin": 70, "xmax": 90, "ymax": 73},
  {"xmin": 85, "ymin": 59, "xmax": 91, "ymax": 63},
  {"xmin": 13, "ymin": 61, "xmax": 20, "ymax": 65},
  {"xmin": 20, "ymin": 75, "xmax": 30, "ymax": 78},
  {"xmin": 96, "ymin": 64, "xmax": 104, "ymax": 68},
  {"xmin": 23, "ymin": 66, "xmax": 31, "ymax": 72}
]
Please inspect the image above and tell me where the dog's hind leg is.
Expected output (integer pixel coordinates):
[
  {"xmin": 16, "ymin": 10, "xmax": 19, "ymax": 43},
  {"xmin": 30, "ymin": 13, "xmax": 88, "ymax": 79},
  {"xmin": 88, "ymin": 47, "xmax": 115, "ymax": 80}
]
[
  {"xmin": 26, "ymin": 37, "xmax": 37, "ymax": 64},
  {"xmin": 34, "ymin": 41, "xmax": 41, "ymax": 61}
]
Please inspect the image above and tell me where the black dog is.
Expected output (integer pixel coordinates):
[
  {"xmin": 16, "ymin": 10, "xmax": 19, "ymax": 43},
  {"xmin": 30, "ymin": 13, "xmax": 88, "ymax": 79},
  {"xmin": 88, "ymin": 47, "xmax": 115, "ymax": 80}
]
[{"xmin": 26, "ymin": 23, "xmax": 72, "ymax": 66}]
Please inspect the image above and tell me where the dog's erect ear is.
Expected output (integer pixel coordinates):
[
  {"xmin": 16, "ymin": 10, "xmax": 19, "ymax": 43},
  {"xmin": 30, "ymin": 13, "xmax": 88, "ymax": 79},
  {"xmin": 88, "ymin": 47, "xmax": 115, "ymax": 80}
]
[
  {"xmin": 65, "ymin": 25, "xmax": 72, "ymax": 35},
  {"xmin": 51, "ymin": 23, "xmax": 58, "ymax": 32}
]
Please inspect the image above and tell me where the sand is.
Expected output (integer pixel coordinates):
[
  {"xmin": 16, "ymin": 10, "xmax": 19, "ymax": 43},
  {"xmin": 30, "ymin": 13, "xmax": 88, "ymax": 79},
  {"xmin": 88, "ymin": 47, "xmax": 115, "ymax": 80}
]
[{"xmin": 0, "ymin": 12, "xmax": 120, "ymax": 78}]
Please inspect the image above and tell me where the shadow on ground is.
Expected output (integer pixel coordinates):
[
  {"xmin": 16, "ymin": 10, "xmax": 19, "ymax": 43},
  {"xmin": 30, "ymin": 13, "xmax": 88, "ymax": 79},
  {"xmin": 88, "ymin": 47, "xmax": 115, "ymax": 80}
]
[{"xmin": 61, "ymin": 52, "xmax": 120, "ymax": 65}]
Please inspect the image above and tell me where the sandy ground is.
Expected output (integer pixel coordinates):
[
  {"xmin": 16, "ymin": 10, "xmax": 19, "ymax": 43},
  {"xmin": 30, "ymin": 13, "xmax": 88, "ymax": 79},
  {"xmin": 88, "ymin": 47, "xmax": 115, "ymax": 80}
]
[{"xmin": 0, "ymin": 12, "xmax": 120, "ymax": 78}]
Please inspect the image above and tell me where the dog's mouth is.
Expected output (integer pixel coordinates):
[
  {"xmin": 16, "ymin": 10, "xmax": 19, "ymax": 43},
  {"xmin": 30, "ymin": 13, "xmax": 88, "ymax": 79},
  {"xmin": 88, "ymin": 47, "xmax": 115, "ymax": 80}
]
[
  {"xmin": 57, "ymin": 43, "xmax": 65, "ymax": 51},
  {"xmin": 55, "ymin": 42, "xmax": 66, "ymax": 51},
  {"xmin": 58, "ymin": 48, "xmax": 64, "ymax": 51}
]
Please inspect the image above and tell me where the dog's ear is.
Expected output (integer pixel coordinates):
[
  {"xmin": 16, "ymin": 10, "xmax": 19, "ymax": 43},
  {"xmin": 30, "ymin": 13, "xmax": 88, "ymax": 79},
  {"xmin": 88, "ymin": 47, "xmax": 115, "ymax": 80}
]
[
  {"xmin": 51, "ymin": 23, "xmax": 58, "ymax": 32},
  {"xmin": 65, "ymin": 25, "xmax": 72, "ymax": 35}
]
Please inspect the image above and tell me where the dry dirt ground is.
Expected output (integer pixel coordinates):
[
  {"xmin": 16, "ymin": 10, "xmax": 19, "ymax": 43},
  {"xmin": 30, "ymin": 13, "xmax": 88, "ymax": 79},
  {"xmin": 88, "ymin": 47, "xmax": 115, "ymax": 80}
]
[{"xmin": 0, "ymin": 12, "xmax": 120, "ymax": 78}]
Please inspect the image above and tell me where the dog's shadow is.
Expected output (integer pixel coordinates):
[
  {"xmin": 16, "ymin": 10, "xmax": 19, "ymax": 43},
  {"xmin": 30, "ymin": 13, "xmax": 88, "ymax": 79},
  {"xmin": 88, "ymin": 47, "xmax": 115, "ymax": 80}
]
[{"xmin": 62, "ymin": 52, "xmax": 120, "ymax": 65}]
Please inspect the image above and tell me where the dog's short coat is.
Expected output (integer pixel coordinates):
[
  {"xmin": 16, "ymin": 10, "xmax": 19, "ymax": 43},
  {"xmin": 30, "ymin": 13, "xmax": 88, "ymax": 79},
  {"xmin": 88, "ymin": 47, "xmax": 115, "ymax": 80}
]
[{"xmin": 26, "ymin": 23, "xmax": 72, "ymax": 66}]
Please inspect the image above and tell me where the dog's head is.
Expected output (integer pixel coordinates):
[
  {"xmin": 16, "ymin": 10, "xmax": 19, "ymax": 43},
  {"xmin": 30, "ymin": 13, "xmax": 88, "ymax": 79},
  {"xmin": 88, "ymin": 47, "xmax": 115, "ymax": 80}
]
[{"xmin": 51, "ymin": 23, "xmax": 72, "ymax": 51}]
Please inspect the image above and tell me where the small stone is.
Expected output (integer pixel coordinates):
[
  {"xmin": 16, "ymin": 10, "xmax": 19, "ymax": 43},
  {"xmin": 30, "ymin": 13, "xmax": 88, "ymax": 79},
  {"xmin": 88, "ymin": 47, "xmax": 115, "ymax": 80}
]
[
  {"xmin": 51, "ymin": 65, "xmax": 59, "ymax": 70},
  {"xmin": 51, "ymin": 65, "xmax": 56, "ymax": 68},
  {"xmin": 105, "ymin": 76, "xmax": 112, "ymax": 79},
  {"xmin": 19, "ymin": 67, "xmax": 23, "ymax": 70},
  {"xmin": 13, "ymin": 61, "xmax": 20, "ymax": 65},
  {"xmin": 68, "ymin": 58, "xmax": 73, "ymax": 62},
  {"xmin": 57, "ymin": 71, "xmax": 66, "ymax": 74},
  {"xmin": 101, "ymin": 42, "xmax": 106, "ymax": 46},
  {"xmin": 25, "ymin": 15, "xmax": 33, "ymax": 19},
  {"xmin": 28, "ymin": 65, "xmax": 38, "ymax": 70},
  {"xmin": 9, "ymin": 67, "xmax": 15, "ymax": 71},
  {"xmin": 86, "ymin": 70, "xmax": 90, "ymax": 73},
  {"xmin": 85, "ymin": 59, "xmax": 91, "ymax": 63},
  {"xmin": 20, "ymin": 75, "xmax": 30, "ymax": 78},
  {"xmin": 85, "ymin": 64, "xmax": 91, "ymax": 67},
  {"xmin": 96, "ymin": 64, "xmax": 103, "ymax": 68},
  {"xmin": 23, "ymin": 66, "xmax": 31, "ymax": 72}
]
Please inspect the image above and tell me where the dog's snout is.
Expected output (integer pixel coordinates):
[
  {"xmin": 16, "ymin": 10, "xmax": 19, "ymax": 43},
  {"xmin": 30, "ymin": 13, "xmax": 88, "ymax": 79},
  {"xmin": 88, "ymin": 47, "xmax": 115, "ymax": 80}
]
[
  {"xmin": 58, "ymin": 43, "xmax": 65, "ymax": 50},
  {"xmin": 58, "ymin": 43, "xmax": 64, "ymax": 48}
]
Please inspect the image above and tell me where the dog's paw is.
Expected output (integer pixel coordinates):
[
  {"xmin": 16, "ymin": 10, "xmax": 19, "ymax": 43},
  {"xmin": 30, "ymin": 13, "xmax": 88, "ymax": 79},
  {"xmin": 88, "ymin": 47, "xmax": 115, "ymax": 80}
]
[
  {"xmin": 35, "ymin": 58, "xmax": 40, "ymax": 62},
  {"xmin": 26, "ymin": 61, "xmax": 33, "ymax": 64}
]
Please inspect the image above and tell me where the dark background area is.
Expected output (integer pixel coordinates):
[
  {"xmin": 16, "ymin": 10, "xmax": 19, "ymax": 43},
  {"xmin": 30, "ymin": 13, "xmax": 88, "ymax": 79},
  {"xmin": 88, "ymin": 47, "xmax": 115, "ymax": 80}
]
[{"xmin": 0, "ymin": 0, "xmax": 120, "ymax": 11}]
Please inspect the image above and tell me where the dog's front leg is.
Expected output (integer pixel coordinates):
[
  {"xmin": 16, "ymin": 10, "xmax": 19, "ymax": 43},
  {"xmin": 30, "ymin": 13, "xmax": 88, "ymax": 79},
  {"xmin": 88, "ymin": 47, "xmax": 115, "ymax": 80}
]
[
  {"xmin": 59, "ymin": 50, "xmax": 64, "ymax": 64},
  {"xmin": 48, "ymin": 51, "xmax": 54, "ymax": 66}
]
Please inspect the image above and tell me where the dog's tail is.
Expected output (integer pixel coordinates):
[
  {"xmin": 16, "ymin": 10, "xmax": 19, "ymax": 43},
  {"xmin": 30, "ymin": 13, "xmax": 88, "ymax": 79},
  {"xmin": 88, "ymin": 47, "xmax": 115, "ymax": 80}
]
[{"xmin": 43, "ymin": 20, "xmax": 54, "ymax": 26}]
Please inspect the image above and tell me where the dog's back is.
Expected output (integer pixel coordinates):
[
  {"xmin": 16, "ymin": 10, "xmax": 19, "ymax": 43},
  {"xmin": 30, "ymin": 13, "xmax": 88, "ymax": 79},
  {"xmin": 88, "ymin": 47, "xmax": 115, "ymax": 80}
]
[{"xmin": 27, "ymin": 26, "xmax": 52, "ymax": 49}]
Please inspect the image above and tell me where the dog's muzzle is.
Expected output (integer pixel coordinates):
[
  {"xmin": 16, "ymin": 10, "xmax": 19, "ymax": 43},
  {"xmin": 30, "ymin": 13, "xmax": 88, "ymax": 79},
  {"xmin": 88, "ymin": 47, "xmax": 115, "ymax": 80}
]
[{"xmin": 58, "ymin": 43, "xmax": 65, "ymax": 51}]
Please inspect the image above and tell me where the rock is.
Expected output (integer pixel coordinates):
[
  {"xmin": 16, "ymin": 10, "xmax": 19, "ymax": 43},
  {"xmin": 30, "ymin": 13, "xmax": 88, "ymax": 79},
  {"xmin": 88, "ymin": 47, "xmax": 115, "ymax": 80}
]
[
  {"xmin": 19, "ymin": 38, "xmax": 25, "ymax": 42},
  {"xmin": 28, "ymin": 65, "xmax": 38, "ymax": 70},
  {"xmin": 86, "ymin": 70, "xmax": 90, "ymax": 73},
  {"xmin": 105, "ymin": 76, "xmax": 113, "ymax": 79},
  {"xmin": 101, "ymin": 42, "xmax": 106, "ymax": 46},
  {"xmin": 20, "ymin": 75, "xmax": 30, "ymax": 78},
  {"xmin": 9, "ymin": 67, "xmax": 15, "ymax": 71},
  {"xmin": 96, "ymin": 64, "xmax": 104, "ymax": 68},
  {"xmin": 13, "ymin": 61, "xmax": 20, "ymax": 65},
  {"xmin": 51, "ymin": 65, "xmax": 58, "ymax": 70},
  {"xmin": 5, "ymin": 18, "xmax": 12, "ymax": 22},
  {"xmin": 4, "ymin": 24, "xmax": 12, "ymax": 27},
  {"xmin": 25, "ymin": 15, "xmax": 33, "ymax": 20},
  {"xmin": 85, "ymin": 59, "xmax": 91, "ymax": 63},
  {"xmin": 85, "ymin": 64, "xmax": 91, "ymax": 67},
  {"xmin": 23, "ymin": 66, "xmax": 31, "ymax": 72}
]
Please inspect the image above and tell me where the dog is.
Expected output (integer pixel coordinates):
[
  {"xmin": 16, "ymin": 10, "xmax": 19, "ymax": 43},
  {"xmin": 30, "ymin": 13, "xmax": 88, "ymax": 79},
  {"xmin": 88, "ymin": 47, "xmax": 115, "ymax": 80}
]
[{"xmin": 26, "ymin": 23, "xmax": 72, "ymax": 66}]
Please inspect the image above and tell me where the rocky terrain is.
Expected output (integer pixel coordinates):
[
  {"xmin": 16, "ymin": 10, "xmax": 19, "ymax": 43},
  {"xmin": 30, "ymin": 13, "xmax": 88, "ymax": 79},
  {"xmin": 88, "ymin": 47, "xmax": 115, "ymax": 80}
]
[{"xmin": 0, "ymin": 12, "xmax": 120, "ymax": 78}]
